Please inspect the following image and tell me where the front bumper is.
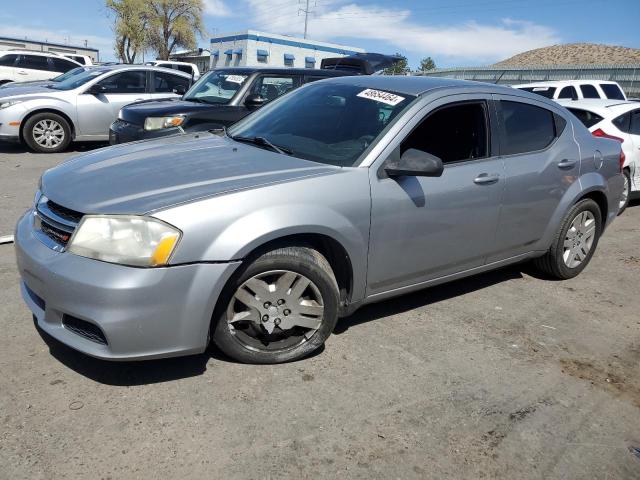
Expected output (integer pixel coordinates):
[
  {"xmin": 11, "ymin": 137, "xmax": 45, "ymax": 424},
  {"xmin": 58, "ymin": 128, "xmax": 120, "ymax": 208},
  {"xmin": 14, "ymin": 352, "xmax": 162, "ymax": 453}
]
[
  {"xmin": 109, "ymin": 120, "xmax": 182, "ymax": 145},
  {"xmin": 15, "ymin": 211, "xmax": 241, "ymax": 361},
  {"xmin": 0, "ymin": 103, "xmax": 27, "ymax": 142}
]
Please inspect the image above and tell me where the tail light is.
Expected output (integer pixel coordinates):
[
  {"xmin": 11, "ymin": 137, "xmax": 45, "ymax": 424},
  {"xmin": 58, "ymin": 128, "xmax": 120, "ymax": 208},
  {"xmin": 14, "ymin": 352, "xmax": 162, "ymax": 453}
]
[{"xmin": 592, "ymin": 128, "xmax": 624, "ymax": 143}]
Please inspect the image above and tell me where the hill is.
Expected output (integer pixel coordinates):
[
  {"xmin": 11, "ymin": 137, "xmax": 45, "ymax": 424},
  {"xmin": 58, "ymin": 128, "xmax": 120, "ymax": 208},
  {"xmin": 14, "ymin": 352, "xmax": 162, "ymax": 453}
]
[{"xmin": 494, "ymin": 43, "xmax": 640, "ymax": 67}]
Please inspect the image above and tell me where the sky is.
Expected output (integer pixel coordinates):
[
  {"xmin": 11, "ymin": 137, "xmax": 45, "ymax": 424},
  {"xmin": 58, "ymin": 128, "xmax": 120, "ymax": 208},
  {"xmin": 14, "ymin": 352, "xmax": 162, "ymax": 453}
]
[{"xmin": 1, "ymin": 0, "xmax": 639, "ymax": 69}]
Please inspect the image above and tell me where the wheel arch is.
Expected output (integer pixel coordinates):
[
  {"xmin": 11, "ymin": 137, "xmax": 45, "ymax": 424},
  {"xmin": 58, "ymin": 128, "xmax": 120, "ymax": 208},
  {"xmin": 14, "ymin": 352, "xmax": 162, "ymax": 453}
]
[{"xmin": 20, "ymin": 108, "xmax": 76, "ymax": 143}]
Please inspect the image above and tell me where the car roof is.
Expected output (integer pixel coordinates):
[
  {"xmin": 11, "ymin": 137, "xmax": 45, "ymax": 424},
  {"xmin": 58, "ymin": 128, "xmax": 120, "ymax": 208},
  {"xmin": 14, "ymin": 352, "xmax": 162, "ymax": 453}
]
[
  {"xmin": 556, "ymin": 98, "xmax": 638, "ymax": 116},
  {"xmin": 315, "ymin": 75, "xmax": 514, "ymax": 97},
  {"xmin": 514, "ymin": 80, "xmax": 619, "ymax": 88},
  {"xmin": 0, "ymin": 49, "xmax": 77, "ymax": 58},
  {"xmin": 89, "ymin": 64, "xmax": 191, "ymax": 77}
]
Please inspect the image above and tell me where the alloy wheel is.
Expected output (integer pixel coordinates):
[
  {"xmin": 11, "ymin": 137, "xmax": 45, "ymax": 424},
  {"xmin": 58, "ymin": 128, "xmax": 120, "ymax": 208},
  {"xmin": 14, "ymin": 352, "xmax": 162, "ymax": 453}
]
[
  {"xmin": 563, "ymin": 211, "xmax": 596, "ymax": 268},
  {"xmin": 226, "ymin": 270, "xmax": 325, "ymax": 351},
  {"xmin": 32, "ymin": 119, "xmax": 65, "ymax": 149}
]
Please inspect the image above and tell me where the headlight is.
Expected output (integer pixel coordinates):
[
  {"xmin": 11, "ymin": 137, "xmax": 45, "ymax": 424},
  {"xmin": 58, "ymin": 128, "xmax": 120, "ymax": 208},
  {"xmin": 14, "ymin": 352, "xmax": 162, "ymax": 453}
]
[
  {"xmin": 144, "ymin": 116, "xmax": 185, "ymax": 131},
  {"xmin": 0, "ymin": 100, "xmax": 22, "ymax": 110},
  {"xmin": 67, "ymin": 215, "xmax": 181, "ymax": 267}
]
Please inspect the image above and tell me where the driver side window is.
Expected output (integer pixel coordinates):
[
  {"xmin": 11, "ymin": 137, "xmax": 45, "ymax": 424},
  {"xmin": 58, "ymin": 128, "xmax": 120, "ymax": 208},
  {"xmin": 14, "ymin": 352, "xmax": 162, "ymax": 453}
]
[
  {"xmin": 250, "ymin": 76, "xmax": 295, "ymax": 103},
  {"xmin": 401, "ymin": 101, "xmax": 489, "ymax": 164},
  {"xmin": 97, "ymin": 71, "xmax": 147, "ymax": 94}
]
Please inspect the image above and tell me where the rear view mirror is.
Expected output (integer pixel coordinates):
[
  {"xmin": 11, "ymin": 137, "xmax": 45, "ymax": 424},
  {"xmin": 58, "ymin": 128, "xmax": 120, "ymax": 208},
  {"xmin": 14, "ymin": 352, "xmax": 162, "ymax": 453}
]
[
  {"xmin": 245, "ymin": 94, "xmax": 267, "ymax": 108},
  {"xmin": 173, "ymin": 85, "xmax": 187, "ymax": 95},
  {"xmin": 385, "ymin": 149, "xmax": 444, "ymax": 177},
  {"xmin": 86, "ymin": 84, "xmax": 107, "ymax": 95}
]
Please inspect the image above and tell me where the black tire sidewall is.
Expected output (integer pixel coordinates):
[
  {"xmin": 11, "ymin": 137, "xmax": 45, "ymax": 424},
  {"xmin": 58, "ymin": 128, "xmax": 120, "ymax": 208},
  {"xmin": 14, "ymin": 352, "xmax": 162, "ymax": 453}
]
[
  {"xmin": 212, "ymin": 249, "xmax": 339, "ymax": 364},
  {"xmin": 552, "ymin": 199, "xmax": 602, "ymax": 279},
  {"xmin": 23, "ymin": 113, "xmax": 71, "ymax": 153}
]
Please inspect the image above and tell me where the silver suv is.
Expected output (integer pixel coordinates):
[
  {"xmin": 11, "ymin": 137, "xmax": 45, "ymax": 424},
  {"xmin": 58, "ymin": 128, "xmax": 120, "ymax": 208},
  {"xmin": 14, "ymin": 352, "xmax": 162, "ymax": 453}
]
[
  {"xmin": 15, "ymin": 76, "xmax": 624, "ymax": 364},
  {"xmin": 0, "ymin": 65, "xmax": 191, "ymax": 152}
]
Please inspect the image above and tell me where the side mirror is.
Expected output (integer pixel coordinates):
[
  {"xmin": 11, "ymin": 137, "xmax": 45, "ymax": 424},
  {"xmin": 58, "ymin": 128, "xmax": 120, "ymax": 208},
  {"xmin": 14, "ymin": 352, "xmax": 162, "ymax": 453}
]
[
  {"xmin": 86, "ymin": 84, "xmax": 107, "ymax": 95},
  {"xmin": 245, "ymin": 93, "xmax": 267, "ymax": 108},
  {"xmin": 173, "ymin": 85, "xmax": 187, "ymax": 95},
  {"xmin": 385, "ymin": 149, "xmax": 444, "ymax": 178}
]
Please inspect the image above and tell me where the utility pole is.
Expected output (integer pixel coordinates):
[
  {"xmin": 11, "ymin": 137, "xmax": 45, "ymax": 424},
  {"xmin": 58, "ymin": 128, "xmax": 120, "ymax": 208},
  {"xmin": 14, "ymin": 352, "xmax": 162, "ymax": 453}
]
[{"xmin": 298, "ymin": 0, "xmax": 315, "ymax": 39}]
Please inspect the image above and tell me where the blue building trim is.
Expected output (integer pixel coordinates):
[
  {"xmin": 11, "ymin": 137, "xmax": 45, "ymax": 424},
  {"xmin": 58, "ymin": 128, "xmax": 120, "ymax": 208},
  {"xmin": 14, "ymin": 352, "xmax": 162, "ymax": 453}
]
[{"xmin": 210, "ymin": 34, "xmax": 360, "ymax": 55}]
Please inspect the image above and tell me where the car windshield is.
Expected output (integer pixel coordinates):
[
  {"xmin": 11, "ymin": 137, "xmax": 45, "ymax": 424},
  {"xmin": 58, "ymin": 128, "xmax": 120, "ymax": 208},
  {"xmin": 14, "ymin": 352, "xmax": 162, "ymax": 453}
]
[
  {"xmin": 518, "ymin": 86, "xmax": 557, "ymax": 99},
  {"xmin": 228, "ymin": 82, "xmax": 416, "ymax": 167},
  {"xmin": 183, "ymin": 71, "xmax": 249, "ymax": 104},
  {"xmin": 51, "ymin": 67, "xmax": 86, "ymax": 82},
  {"xmin": 49, "ymin": 69, "xmax": 106, "ymax": 90}
]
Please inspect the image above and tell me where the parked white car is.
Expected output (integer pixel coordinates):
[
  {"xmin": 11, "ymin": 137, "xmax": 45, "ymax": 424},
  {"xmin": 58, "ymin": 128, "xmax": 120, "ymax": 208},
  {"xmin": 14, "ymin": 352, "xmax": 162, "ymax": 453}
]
[
  {"xmin": 0, "ymin": 66, "xmax": 92, "ymax": 89},
  {"xmin": 63, "ymin": 54, "xmax": 93, "ymax": 66},
  {"xmin": 0, "ymin": 51, "xmax": 81, "ymax": 86},
  {"xmin": 514, "ymin": 80, "xmax": 626, "ymax": 101},
  {"xmin": 558, "ymin": 99, "xmax": 639, "ymax": 212},
  {"xmin": 145, "ymin": 60, "xmax": 200, "ymax": 80},
  {"xmin": 0, "ymin": 64, "xmax": 191, "ymax": 153}
]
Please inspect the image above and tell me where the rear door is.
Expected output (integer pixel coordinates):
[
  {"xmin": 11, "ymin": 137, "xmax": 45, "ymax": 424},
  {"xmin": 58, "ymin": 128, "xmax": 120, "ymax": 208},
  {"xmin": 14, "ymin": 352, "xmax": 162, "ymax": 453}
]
[
  {"xmin": 488, "ymin": 95, "xmax": 579, "ymax": 261},
  {"xmin": 76, "ymin": 70, "xmax": 150, "ymax": 137},
  {"xmin": 15, "ymin": 54, "xmax": 52, "ymax": 81},
  {"xmin": 0, "ymin": 53, "xmax": 19, "ymax": 82},
  {"xmin": 367, "ymin": 95, "xmax": 505, "ymax": 295}
]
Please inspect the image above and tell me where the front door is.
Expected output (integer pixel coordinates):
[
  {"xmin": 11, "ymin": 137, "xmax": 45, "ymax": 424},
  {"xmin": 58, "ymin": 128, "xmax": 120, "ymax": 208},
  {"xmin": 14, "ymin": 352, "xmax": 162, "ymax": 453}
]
[
  {"xmin": 76, "ymin": 70, "xmax": 150, "ymax": 137},
  {"xmin": 367, "ymin": 96, "xmax": 504, "ymax": 296},
  {"xmin": 487, "ymin": 95, "xmax": 580, "ymax": 261}
]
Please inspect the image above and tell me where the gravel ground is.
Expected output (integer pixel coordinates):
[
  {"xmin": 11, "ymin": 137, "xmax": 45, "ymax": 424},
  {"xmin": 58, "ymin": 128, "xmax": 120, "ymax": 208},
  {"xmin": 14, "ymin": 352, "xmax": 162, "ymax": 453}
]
[{"xmin": 1, "ymin": 144, "xmax": 639, "ymax": 479}]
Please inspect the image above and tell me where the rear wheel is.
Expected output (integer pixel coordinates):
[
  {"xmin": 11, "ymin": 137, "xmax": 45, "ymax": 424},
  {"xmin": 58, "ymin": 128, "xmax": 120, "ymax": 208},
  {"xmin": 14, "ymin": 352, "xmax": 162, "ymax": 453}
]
[
  {"xmin": 618, "ymin": 169, "xmax": 631, "ymax": 215},
  {"xmin": 212, "ymin": 246, "xmax": 339, "ymax": 364},
  {"xmin": 23, "ymin": 112, "xmax": 71, "ymax": 153},
  {"xmin": 533, "ymin": 199, "xmax": 602, "ymax": 279}
]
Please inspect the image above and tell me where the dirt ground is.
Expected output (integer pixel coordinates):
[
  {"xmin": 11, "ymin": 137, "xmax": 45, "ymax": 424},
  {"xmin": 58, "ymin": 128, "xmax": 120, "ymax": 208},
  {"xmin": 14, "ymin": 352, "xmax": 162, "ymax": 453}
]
[{"xmin": 1, "ymin": 143, "xmax": 639, "ymax": 479}]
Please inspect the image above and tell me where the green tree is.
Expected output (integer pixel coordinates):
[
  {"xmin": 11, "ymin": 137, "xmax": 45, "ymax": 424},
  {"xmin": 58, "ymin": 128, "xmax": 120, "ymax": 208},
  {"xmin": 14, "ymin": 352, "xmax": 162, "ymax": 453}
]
[
  {"xmin": 106, "ymin": 0, "xmax": 150, "ymax": 63},
  {"xmin": 147, "ymin": 0, "xmax": 206, "ymax": 60},
  {"xmin": 419, "ymin": 56, "xmax": 436, "ymax": 73},
  {"xmin": 383, "ymin": 53, "xmax": 410, "ymax": 75}
]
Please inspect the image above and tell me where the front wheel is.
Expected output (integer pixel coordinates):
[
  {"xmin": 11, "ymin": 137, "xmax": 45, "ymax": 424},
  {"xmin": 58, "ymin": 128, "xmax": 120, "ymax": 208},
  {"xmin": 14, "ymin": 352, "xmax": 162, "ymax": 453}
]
[
  {"xmin": 618, "ymin": 169, "xmax": 631, "ymax": 215},
  {"xmin": 23, "ymin": 112, "xmax": 72, "ymax": 153},
  {"xmin": 211, "ymin": 246, "xmax": 340, "ymax": 364},
  {"xmin": 533, "ymin": 198, "xmax": 602, "ymax": 279}
]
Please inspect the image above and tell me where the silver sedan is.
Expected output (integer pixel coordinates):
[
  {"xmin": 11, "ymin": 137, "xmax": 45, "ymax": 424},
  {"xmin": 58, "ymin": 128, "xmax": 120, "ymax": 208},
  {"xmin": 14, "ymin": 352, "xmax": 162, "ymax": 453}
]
[{"xmin": 0, "ymin": 65, "xmax": 191, "ymax": 152}]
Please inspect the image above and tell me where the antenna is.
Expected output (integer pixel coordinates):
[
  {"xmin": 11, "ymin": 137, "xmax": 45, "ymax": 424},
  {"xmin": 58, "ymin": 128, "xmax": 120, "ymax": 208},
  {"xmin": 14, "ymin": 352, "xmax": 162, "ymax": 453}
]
[{"xmin": 298, "ymin": 0, "xmax": 316, "ymax": 39}]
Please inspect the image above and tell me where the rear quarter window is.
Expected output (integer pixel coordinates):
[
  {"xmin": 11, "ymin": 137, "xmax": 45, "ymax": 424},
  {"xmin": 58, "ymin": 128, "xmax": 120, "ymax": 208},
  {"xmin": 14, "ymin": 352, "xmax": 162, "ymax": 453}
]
[
  {"xmin": 499, "ymin": 100, "xmax": 558, "ymax": 155},
  {"xmin": 567, "ymin": 108, "xmax": 604, "ymax": 129},
  {"xmin": 600, "ymin": 84, "xmax": 625, "ymax": 100}
]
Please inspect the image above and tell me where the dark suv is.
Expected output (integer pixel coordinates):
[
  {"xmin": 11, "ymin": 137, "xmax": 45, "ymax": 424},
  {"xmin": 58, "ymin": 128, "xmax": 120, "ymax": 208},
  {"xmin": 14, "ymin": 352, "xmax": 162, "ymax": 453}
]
[{"xmin": 109, "ymin": 53, "xmax": 398, "ymax": 144}]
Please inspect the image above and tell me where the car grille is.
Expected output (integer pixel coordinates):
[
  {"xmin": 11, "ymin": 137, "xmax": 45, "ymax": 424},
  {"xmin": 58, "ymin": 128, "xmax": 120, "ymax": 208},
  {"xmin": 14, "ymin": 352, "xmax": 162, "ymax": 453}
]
[
  {"xmin": 62, "ymin": 315, "xmax": 108, "ymax": 345},
  {"xmin": 35, "ymin": 198, "xmax": 83, "ymax": 249}
]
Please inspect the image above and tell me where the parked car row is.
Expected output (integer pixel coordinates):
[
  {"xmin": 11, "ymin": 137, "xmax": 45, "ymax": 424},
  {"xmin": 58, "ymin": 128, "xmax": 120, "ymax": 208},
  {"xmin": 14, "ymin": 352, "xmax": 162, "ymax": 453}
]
[
  {"xmin": 0, "ymin": 50, "xmax": 82, "ymax": 86},
  {"xmin": 14, "ymin": 73, "xmax": 625, "ymax": 364}
]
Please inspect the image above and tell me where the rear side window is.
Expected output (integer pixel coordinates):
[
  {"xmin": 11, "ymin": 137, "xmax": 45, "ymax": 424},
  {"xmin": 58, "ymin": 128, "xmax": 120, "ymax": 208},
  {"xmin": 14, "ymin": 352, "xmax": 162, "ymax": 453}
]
[
  {"xmin": 499, "ymin": 101, "xmax": 556, "ymax": 155},
  {"xmin": 558, "ymin": 86, "xmax": 578, "ymax": 100},
  {"xmin": 567, "ymin": 108, "xmax": 603, "ymax": 129},
  {"xmin": 401, "ymin": 102, "xmax": 488, "ymax": 164},
  {"xmin": 0, "ymin": 54, "xmax": 18, "ymax": 67},
  {"xmin": 518, "ymin": 86, "xmax": 556, "ymax": 99},
  {"xmin": 630, "ymin": 109, "xmax": 640, "ymax": 135},
  {"xmin": 613, "ymin": 113, "xmax": 631, "ymax": 133},
  {"xmin": 154, "ymin": 71, "xmax": 190, "ymax": 93},
  {"xmin": 18, "ymin": 55, "xmax": 49, "ymax": 71},
  {"xmin": 251, "ymin": 75, "xmax": 296, "ymax": 102},
  {"xmin": 600, "ymin": 84, "xmax": 625, "ymax": 100},
  {"xmin": 580, "ymin": 84, "xmax": 600, "ymax": 99},
  {"xmin": 176, "ymin": 64, "xmax": 193, "ymax": 75},
  {"xmin": 50, "ymin": 57, "xmax": 78, "ymax": 73}
]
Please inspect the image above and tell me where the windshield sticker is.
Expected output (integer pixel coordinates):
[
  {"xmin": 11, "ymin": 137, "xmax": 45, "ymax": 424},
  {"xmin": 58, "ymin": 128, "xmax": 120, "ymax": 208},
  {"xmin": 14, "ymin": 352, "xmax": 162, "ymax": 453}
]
[
  {"xmin": 357, "ymin": 89, "xmax": 405, "ymax": 106},
  {"xmin": 225, "ymin": 75, "xmax": 247, "ymax": 84}
]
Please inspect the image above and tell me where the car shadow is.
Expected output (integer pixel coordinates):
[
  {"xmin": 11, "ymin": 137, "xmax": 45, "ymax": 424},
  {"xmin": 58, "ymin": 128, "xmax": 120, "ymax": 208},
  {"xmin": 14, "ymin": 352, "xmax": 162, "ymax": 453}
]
[{"xmin": 0, "ymin": 142, "xmax": 107, "ymax": 155}]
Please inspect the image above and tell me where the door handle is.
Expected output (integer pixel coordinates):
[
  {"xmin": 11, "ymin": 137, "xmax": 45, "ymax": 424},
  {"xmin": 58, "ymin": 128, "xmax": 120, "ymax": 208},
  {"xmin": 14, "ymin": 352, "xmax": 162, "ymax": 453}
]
[
  {"xmin": 558, "ymin": 159, "xmax": 577, "ymax": 169},
  {"xmin": 17, "ymin": 70, "xmax": 28, "ymax": 75},
  {"xmin": 134, "ymin": 98, "xmax": 145, "ymax": 102},
  {"xmin": 473, "ymin": 173, "xmax": 500, "ymax": 185}
]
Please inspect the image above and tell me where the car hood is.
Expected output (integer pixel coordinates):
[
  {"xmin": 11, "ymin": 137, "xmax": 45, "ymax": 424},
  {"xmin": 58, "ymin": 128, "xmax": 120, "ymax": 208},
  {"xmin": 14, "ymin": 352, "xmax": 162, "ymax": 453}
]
[
  {"xmin": 118, "ymin": 98, "xmax": 221, "ymax": 125},
  {"xmin": 0, "ymin": 85, "xmax": 59, "ymax": 100},
  {"xmin": 0, "ymin": 80, "xmax": 52, "ymax": 90},
  {"xmin": 41, "ymin": 133, "xmax": 340, "ymax": 215}
]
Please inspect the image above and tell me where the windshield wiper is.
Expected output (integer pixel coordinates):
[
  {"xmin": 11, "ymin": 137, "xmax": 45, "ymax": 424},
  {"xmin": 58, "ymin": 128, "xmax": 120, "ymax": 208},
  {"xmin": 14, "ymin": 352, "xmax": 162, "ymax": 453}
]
[{"xmin": 230, "ymin": 135, "xmax": 292, "ymax": 155}]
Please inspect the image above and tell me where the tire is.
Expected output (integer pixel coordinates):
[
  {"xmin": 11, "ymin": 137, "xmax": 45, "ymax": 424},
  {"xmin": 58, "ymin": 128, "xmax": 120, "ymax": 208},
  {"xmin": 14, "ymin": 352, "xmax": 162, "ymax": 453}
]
[
  {"xmin": 23, "ymin": 112, "xmax": 72, "ymax": 153},
  {"xmin": 618, "ymin": 169, "xmax": 631, "ymax": 215},
  {"xmin": 533, "ymin": 198, "xmax": 602, "ymax": 280},
  {"xmin": 211, "ymin": 246, "xmax": 339, "ymax": 364}
]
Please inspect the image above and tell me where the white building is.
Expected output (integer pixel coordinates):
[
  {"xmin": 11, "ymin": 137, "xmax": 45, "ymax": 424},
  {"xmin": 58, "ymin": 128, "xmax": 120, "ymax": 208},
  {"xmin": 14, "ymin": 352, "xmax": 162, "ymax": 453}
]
[{"xmin": 210, "ymin": 30, "xmax": 364, "ymax": 70}]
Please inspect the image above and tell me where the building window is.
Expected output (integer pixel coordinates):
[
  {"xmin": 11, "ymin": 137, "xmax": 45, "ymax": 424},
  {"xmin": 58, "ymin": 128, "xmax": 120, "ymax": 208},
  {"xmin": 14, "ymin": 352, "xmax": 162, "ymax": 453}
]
[
  {"xmin": 305, "ymin": 56, "xmax": 316, "ymax": 69},
  {"xmin": 257, "ymin": 49, "xmax": 269, "ymax": 63},
  {"xmin": 284, "ymin": 53, "xmax": 295, "ymax": 67}
]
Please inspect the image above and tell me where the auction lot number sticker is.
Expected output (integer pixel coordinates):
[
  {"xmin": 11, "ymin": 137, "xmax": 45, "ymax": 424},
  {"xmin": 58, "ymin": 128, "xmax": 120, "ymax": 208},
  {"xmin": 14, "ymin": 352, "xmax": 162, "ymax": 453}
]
[{"xmin": 357, "ymin": 89, "xmax": 405, "ymax": 106}]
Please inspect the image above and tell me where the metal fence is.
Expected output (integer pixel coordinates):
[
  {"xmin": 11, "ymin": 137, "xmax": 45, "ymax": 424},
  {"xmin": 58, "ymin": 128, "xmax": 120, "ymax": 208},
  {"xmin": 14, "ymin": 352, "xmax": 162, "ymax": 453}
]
[{"xmin": 418, "ymin": 64, "xmax": 640, "ymax": 98}]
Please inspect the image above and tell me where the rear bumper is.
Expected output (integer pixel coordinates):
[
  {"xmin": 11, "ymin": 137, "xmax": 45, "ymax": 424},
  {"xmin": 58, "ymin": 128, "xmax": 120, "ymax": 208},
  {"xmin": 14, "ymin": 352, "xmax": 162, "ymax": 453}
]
[
  {"xmin": 15, "ymin": 210, "xmax": 241, "ymax": 361},
  {"xmin": 109, "ymin": 120, "xmax": 181, "ymax": 145}
]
